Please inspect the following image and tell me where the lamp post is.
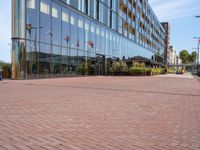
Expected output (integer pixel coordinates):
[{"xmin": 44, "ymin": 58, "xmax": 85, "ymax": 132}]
[
  {"xmin": 193, "ymin": 37, "xmax": 200, "ymax": 74},
  {"xmin": 195, "ymin": 16, "xmax": 200, "ymax": 74}
]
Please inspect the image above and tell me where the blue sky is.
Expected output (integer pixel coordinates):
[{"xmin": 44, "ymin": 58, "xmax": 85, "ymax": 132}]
[{"xmin": 0, "ymin": 0, "xmax": 200, "ymax": 62}]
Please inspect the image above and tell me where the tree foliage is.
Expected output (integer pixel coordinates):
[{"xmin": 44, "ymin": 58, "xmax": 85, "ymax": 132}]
[
  {"xmin": 189, "ymin": 51, "xmax": 197, "ymax": 64},
  {"xmin": 0, "ymin": 60, "xmax": 11, "ymax": 72},
  {"xmin": 179, "ymin": 50, "xmax": 197, "ymax": 64},
  {"xmin": 179, "ymin": 50, "xmax": 189, "ymax": 64}
]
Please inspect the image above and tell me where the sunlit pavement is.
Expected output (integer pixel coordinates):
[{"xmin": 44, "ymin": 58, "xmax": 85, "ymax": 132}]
[
  {"xmin": 156, "ymin": 73, "xmax": 194, "ymax": 79},
  {"xmin": 0, "ymin": 75, "xmax": 200, "ymax": 150}
]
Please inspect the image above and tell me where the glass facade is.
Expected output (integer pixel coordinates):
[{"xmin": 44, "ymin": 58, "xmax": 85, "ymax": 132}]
[{"xmin": 12, "ymin": 0, "xmax": 166, "ymax": 79}]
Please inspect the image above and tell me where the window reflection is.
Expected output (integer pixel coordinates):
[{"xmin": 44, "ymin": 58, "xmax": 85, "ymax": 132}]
[
  {"xmin": 52, "ymin": 3, "xmax": 61, "ymax": 45},
  {"xmin": 40, "ymin": 0, "xmax": 51, "ymax": 43},
  {"xmin": 70, "ymin": 12, "xmax": 77, "ymax": 49},
  {"xmin": 16, "ymin": 0, "xmax": 165, "ymax": 79}
]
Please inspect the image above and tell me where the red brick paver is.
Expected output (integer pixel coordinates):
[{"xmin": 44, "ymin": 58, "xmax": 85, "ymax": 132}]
[{"xmin": 0, "ymin": 75, "xmax": 200, "ymax": 150}]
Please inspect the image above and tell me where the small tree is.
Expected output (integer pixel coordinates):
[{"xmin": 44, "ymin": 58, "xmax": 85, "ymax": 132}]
[
  {"xmin": 179, "ymin": 50, "xmax": 197, "ymax": 64},
  {"xmin": 179, "ymin": 50, "xmax": 189, "ymax": 64},
  {"xmin": 189, "ymin": 51, "xmax": 197, "ymax": 63}
]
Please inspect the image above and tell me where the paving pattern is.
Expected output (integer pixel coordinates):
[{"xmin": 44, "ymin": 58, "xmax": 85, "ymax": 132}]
[{"xmin": 0, "ymin": 75, "xmax": 200, "ymax": 150}]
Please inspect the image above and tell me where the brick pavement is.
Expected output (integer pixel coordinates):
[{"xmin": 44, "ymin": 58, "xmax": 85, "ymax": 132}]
[{"xmin": 0, "ymin": 75, "xmax": 200, "ymax": 150}]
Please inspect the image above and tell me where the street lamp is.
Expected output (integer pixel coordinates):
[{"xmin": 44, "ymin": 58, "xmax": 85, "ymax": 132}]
[
  {"xmin": 195, "ymin": 16, "xmax": 200, "ymax": 74},
  {"xmin": 193, "ymin": 37, "xmax": 200, "ymax": 74}
]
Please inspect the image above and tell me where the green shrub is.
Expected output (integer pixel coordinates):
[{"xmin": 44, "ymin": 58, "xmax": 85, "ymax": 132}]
[
  {"xmin": 176, "ymin": 68, "xmax": 184, "ymax": 74},
  {"xmin": 76, "ymin": 63, "xmax": 88, "ymax": 75},
  {"xmin": 151, "ymin": 68, "xmax": 165, "ymax": 75},
  {"xmin": 167, "ymin": 69, "xmax": 175, "ymax": 74},
  {"xmin": 129, "ymin": 67, "xmax": 151, "ymax": 76},
  {"xmin": 110, "ymin": 61, "xmax": 128, "ymax": 75},
  {"xmin": 132, "ymin": 62, "xmax": 145, "ymax": 68}
]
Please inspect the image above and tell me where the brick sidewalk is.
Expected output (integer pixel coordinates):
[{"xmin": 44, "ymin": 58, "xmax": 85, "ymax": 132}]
[{"xmin": 0, "ymin": 75, "xmax": 200, "ymax": 150}]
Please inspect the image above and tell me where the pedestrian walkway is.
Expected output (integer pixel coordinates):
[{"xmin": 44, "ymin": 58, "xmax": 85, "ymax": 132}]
[
  {"xmin": 156, "ymin": 73, "xmax": 194, "ymax": 79},
  {"xmin": 0, "ymin": 75, "xmax": 200, "ymax": 150}
]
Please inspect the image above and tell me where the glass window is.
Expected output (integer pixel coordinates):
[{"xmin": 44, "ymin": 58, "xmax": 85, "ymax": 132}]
[
  {"xmin": 90, "ymin": 22, "xmax": 96, "ymax": 52},
  {"xmin": 105, "ymin": 30, "xmax": 109, "ymax": 56},
  {"xmin": 26, "ymin": 42, "xmax": 39, "ymax": 78},
  {"xmin": 111, "ymin": 12, "xmax": 117, "ymax": 30},
  {"xmin": 64, "ymin": 0, "xmax": 70, "ymax": 4},
  {"xmin": 101, "ymin": 28, "xmax": 105, "ymax": 54},
  {"xmin": 111, "ymin": 0, "xmax": 117, "ymax": 12},
  {"xmin": 40, "ymin": 0, "xmax": 51, "ymax": 43},
  {"xmin": 90, "ymin": 0, "xmax": 97, "ymax": 19},
  {"xmin": 78, "ymin": 16, "xmax": 85, "ymax": 50},
  {"xmin": 78, "ymin": 19, "xmax": 84, "ymax": 29},
  {"xmin": 39, "ymin": 43, "xmax": 51, "ymax": 77},
  {"xmin": 40, "ymin": 0, "xmax": 50, "ymax": 14},
  {"xmin": 84, "ymin": 19, "xmax": 91, "ymax": 52},
  {"xmin": 27, "ymin": 0, "xmax": 35, "ymax": 9},
  {"xmin": 62, "ymin": 8, "xmax": 70, "ymax": 47},
  {"xmin": 77, "ymin": 46, "xmax": 86, "ymax": 75},
  {"xmin": 84, "ymin": 0, "xmax": 90, "ymax": 15},
  {"xmin": 76, "ymin": 16, "xmax": 87, "ymax": 75},
  {"xmin": 62, "ymin": 11, "xmax": 69, "ymax": 22},
  {"xmin": 70, "ymin": 0, "xmax": 79, "ymax": 9},
  {"xmin": 96, "ymin": 25, "xmax": 101, "ymax": 53},
  {"xmin": 26, "ymin": 0, "xmax": 39, "ymax": 41},
  {"xmin": 52, "ymin": 46, "xmax": 61, "ymax": 76},
  {"xmin": 104, "ymin": 6, "xmax": 110, "ymax": 26},
  {"xmin": 61, "ymin": 47, "xmax": 69, "ymax": 75},
  {"xmin": 79, "ymin": 0, "xmax": 85, "ymax": 12},
  {"xmin": 68, "ymin": 48, "xmax": 77, "ymax": 75},
  {"xmin": 52, "ymin": 7, "xmax": 58, "ymax": 18},
  {"xmin": 70, "ymin": 12, "xmax": 78, "ymax": 49},
  {"xmin": 99, "ymin": 3, "xmax": 103, "ymax": 23},
  {"xmin": 70, "ymin": 15, "xmax": 75, "ymax": 25},
  {"xmin": 52, "ymin": 3, "xmax": 61, "ymax": 45}
]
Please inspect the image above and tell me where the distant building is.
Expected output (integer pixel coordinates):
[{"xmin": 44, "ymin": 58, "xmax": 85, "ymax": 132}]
[
  {"xmin": 176, "ymin": 56, "xmax": 182, "ymax": 65},
  {"xmin": 161, "ymin": 22, "xmax": 170, "ymax": 65},
  {"xmin": 169, "ymin": 46, "xmax": 176, "ymax": 65}
]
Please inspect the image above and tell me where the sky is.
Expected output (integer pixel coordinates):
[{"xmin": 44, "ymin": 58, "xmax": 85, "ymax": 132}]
[{"xmin": 0, "ymin": 0, "xmax": 200, "ymax": 62}]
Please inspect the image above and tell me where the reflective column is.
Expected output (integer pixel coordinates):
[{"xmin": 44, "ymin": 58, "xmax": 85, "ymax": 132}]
[{"xmin": 12, "ymin": 0, "xmax": 26, "ymax": 79}]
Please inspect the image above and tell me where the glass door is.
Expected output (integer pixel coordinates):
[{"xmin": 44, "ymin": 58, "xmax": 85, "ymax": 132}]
[{"xmin": 96, "ymin": 54, "xmax": 105, "ymax": 76}]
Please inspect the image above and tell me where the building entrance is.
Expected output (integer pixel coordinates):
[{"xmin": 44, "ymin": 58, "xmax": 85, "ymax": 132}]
[{"xmin": 95, "ymin": 54, "xmax": 105, "ymax": 76}]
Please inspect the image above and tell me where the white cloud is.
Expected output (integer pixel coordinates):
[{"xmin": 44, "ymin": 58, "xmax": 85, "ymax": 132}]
[{"xmin": 149, "ymin": 0, "xmax": 200, "ymax": 21}]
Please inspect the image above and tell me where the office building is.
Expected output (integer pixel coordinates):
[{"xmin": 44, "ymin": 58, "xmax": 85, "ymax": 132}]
[{"xmin": 12, "ymin": 0, "xmax": 166, "ymax": 79}]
